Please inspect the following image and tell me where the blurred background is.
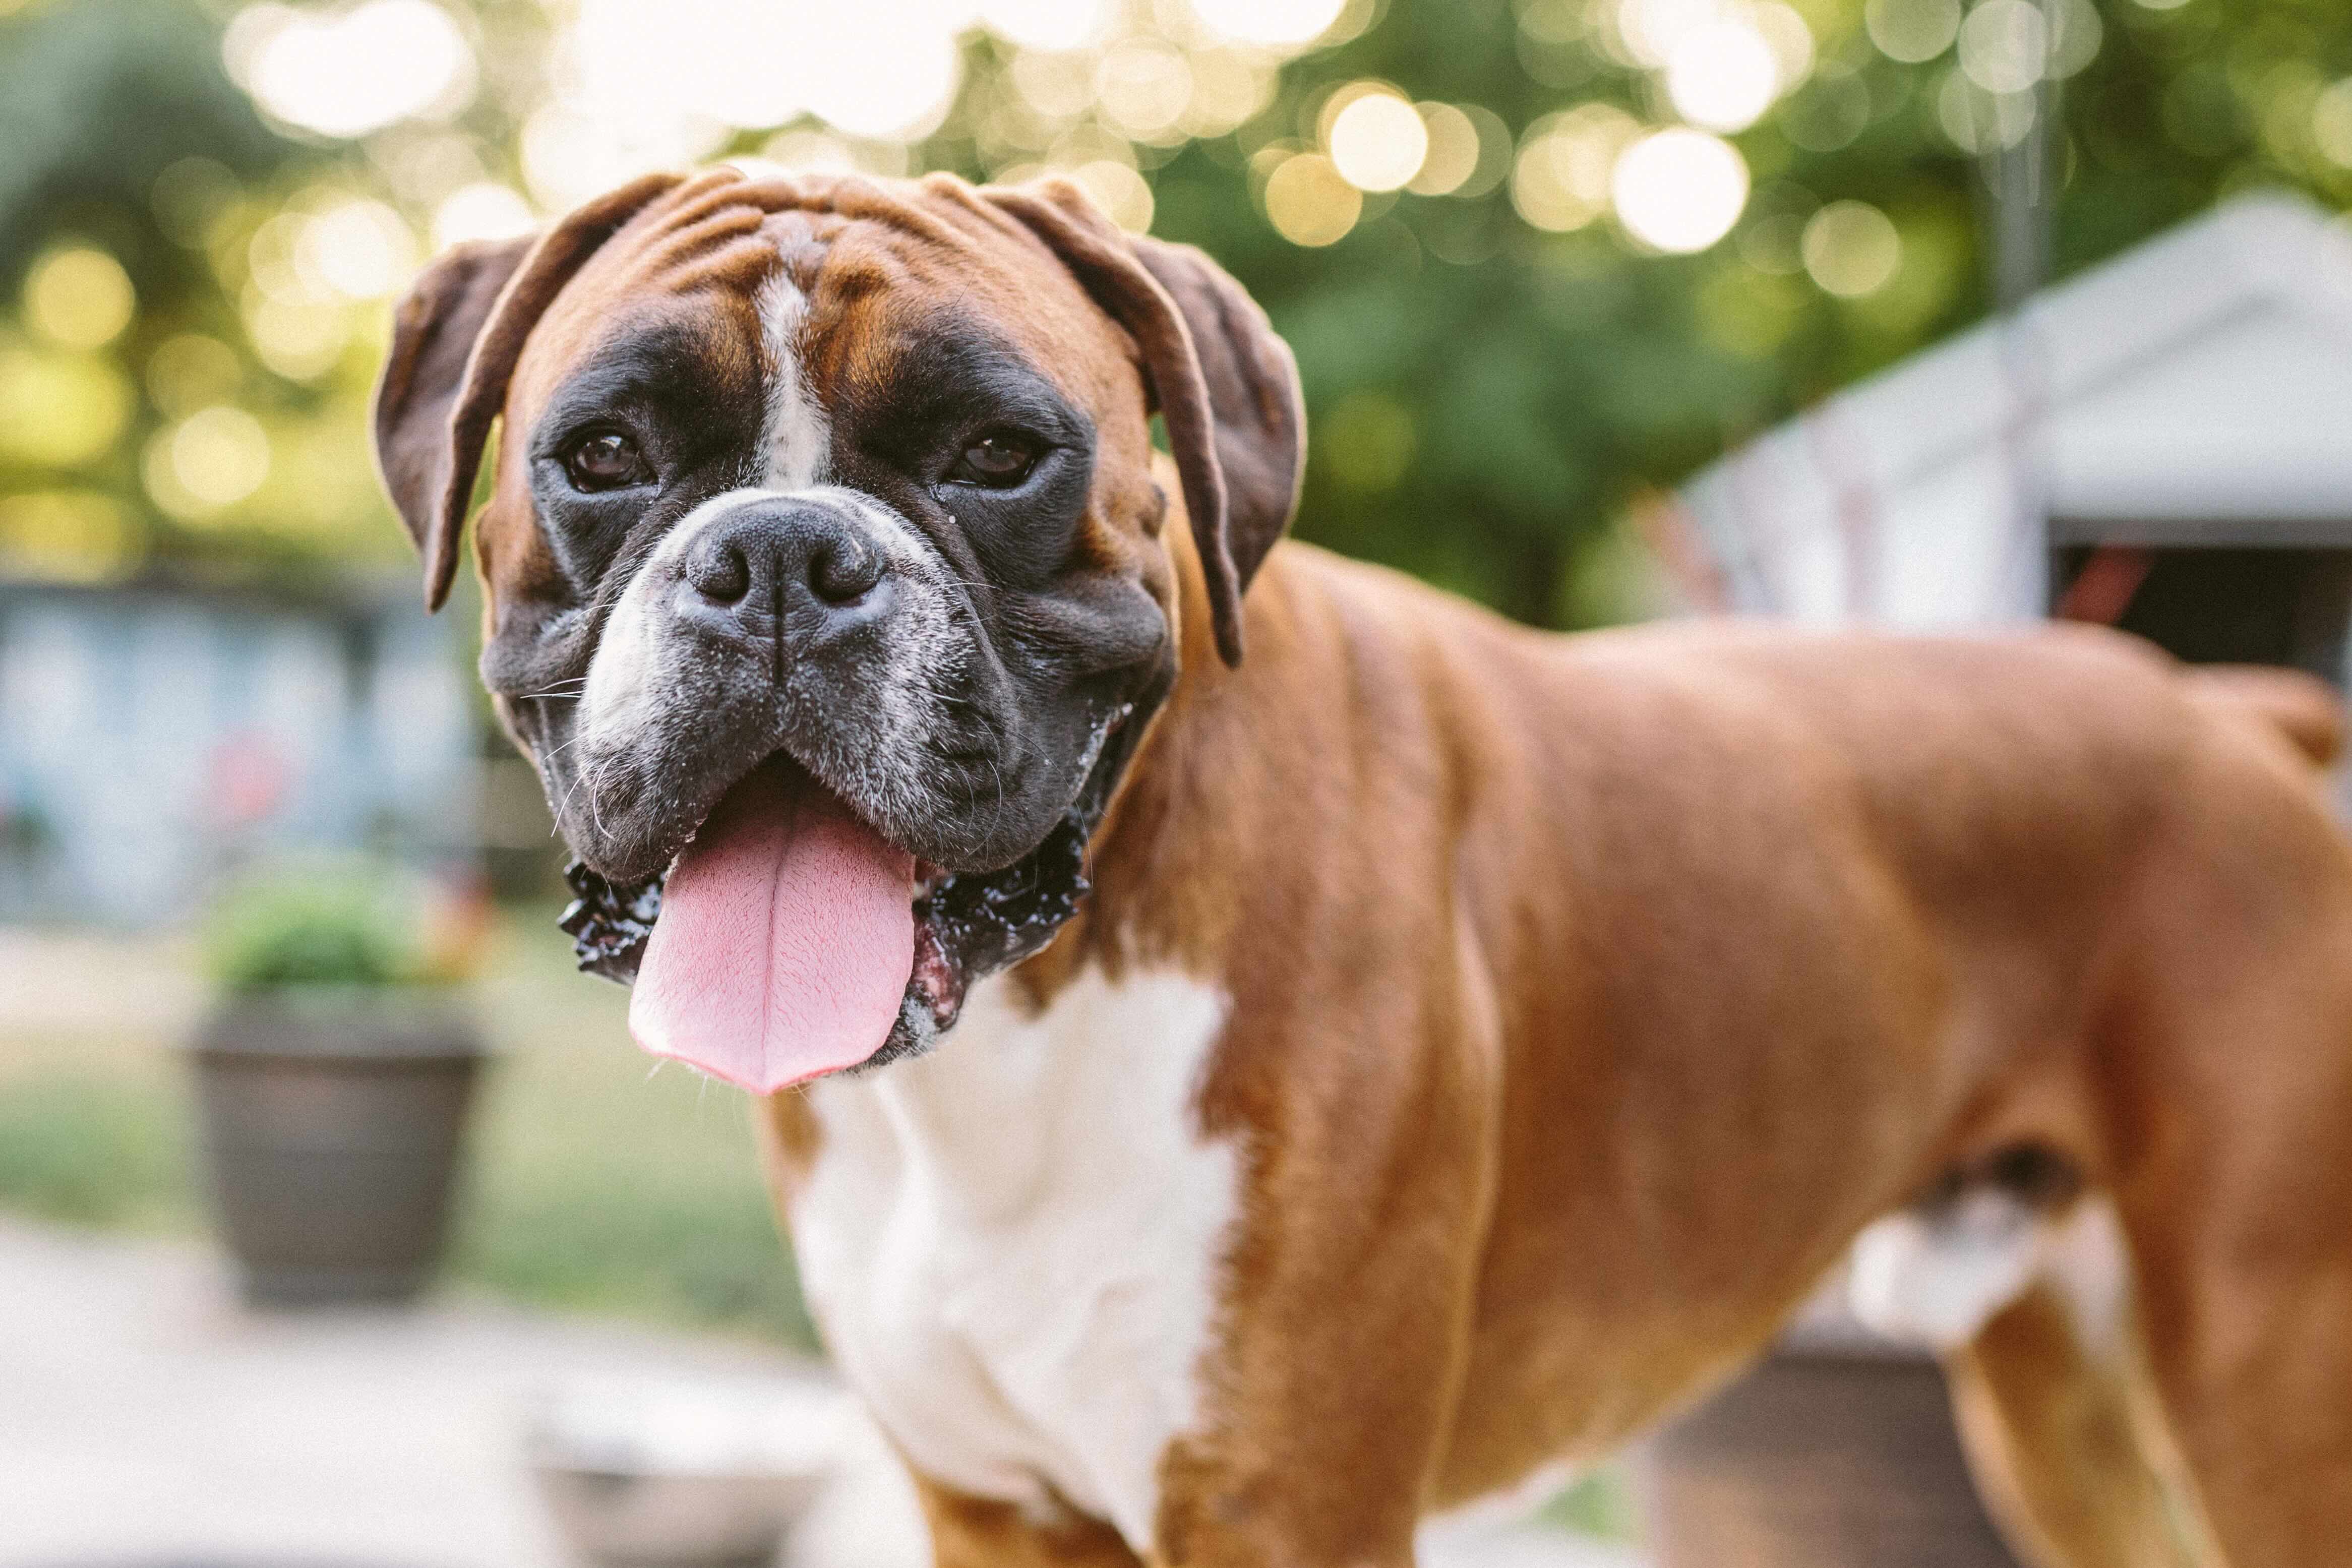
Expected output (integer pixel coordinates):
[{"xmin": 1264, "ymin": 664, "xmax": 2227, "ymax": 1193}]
[{"xmin": 3, "ymin": 0, "xmax": 2349, "ymax": 1563}]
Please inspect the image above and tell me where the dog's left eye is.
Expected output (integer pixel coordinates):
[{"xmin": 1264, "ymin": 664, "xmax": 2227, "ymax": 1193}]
[
  {"xmin": 563, "ymin": 430, "xmax": 649, "ymax": 492},
  {"xmin": 948, "ymin": 431, "xmax": 1043, "ymax": 489}
]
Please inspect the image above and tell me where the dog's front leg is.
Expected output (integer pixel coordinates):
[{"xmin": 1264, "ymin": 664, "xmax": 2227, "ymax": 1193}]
[
  {"xmin": 1141, "ymin": 982, "xmax": 1503, "ymax": 1568},
  {"xmin": 917, "ymin": 1477, "xmax": 1146, "ymax": 1567}
]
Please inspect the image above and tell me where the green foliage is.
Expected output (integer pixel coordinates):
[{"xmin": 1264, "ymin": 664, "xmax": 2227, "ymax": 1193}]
[
  {"xmin": 201, "ymin": 859, "xmax": 433, "ymax": 991},
  {"xmin": 0, "ymin": 1066, "xmax": 188, "ymax": 1227},
  {"xmin": 3, "ymin": 0, "xmax": 2350, "ymax": 619},
  {"xmin": 1542, "ymin": 1467, "xmax": 1644, "ymax": 1542}
]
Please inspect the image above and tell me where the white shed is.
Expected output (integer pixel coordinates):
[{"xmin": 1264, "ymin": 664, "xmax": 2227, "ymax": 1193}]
[{"xmin": 1675, "ymin": 190, "xmax": 2352, "ymax": 677}]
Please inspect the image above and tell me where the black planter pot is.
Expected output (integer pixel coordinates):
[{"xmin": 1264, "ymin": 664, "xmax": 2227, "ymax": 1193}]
[
  {"xmin": 190, "ymin": 990, "xmax": 486, "ymax": 1308},
  {"xmin": 1641, "ymin": 1308, "xmax": 2023, "ymax": 1568}
]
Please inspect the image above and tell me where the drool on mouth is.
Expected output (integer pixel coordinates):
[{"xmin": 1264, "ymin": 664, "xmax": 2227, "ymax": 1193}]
[{"xmin": 558, "ymin": 736, "xmax": 1113, "ymax": 1089}]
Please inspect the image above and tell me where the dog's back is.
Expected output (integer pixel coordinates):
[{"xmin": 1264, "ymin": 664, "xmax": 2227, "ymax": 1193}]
[
  {"xmin": 2185, "ymin": 660, "xmax": 2346, "ymax": 767},
  {"xmin": 1144, "ymin": 548, "xmax": 2352, "ymax": 1557}
]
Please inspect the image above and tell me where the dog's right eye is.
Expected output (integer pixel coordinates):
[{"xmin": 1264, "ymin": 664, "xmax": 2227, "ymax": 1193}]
[
  {"xmin": 563, "ymin": 430, "xmax": 649, "ymax": 492},
  {"xmin": 947, "ymin": 430, "xmax": 1044, "ymax": 490}
]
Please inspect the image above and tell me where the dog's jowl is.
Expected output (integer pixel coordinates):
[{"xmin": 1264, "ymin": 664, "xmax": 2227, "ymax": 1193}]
[{"xmin": 377, "ymin": 167, "xmax": 2352, "ymax": 1568}]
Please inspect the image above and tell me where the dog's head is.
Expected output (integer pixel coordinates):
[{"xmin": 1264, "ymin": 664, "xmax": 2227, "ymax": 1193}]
[{"xmin": 371, "ymin": 169, "xmax": 1302, "ymax": 1088}]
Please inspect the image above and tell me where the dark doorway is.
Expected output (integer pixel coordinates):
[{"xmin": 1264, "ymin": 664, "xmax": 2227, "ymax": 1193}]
[{"xmin": 2051, "ymin": 542, "xmax": 2352, "ymax": 686}]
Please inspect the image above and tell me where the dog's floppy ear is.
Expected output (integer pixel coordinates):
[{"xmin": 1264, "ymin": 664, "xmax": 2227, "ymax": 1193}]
[
  {"xmin": 372, "ymin": 172, "xmax": 686, "ymax": 611},
  {"xmin": 985, "ymin": 180, "xmax": 1304, "ymax": 667}
]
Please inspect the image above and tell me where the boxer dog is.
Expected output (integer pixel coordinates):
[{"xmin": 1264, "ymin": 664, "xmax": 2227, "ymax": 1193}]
[{"xmin": 374, "ymin": 168, "xmax": 2352, "ymax": 1567}]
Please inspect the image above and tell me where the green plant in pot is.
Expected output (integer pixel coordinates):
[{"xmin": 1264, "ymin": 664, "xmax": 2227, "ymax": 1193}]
[{"xmin": 191, "ymin": 857, "xmax": 489, "ymax": 1308}]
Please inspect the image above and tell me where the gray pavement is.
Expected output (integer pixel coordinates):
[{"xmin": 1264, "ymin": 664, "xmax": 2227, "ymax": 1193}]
[
  {"xmin": 0, "ymin": 1218, "xmax": 923, "ymax": 1568},
  {"xmin": 0, "ymin": 1218, "xmax": 1640, "ymax": 1568}
]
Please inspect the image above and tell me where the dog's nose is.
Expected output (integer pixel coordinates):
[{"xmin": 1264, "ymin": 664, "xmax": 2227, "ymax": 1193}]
[{"xmin": 678, "ymin": 502, "xmax": 889, "ymax": 649}]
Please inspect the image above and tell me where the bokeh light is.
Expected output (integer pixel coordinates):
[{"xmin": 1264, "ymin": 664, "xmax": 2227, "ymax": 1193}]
[
  {"xmin": 1751, "ymin": 2, "xmax": 1815, "ymax": 89},
  {"xmin": 24, "ymin": 249, "xmax": 136, "ymax": 351},
  {"xmin": 1096, "ymin": 38, "xmax": 1193, "ymax": 140},
  {"xmin": 1190, "ymin": 0, "xmax": 1346, "ymax": 48},
  {"xmin": 1665, "ymin": 19, "xmax": 1779, "ymax": 133},
  {"xmin": 226, "ymin": 0, "xmax": 474, "ymax": 139},
  {"xmin": 1329, "ymin": 92, "xmax": 1429, "ymax": 193},
  {"xmin": 1737, "ymin": 207, "xmax": 1810, "ymax": 275},
  {"xmin": 2317, "ymin": 81, "xmax": 2352, "ymax": 168},
  {"xmin": 1611, "ymin": 128, "xmax": 1748, "ymax": 253},
  {"xmin": 1071, "ymin": 160, "xmax": 1156, "ymax": 232},
  {"xmin": 2044, "ymin": 0, "xmax": 2103, "ymax": 79},
  {"xmin": 1262, "ymin": 152, "xmax": 1362, "ymax": 246},
  {"xmin": 1613, "ymin": 0, "xmax": 1720, "ymax": 69},
  {"xmin": 1937, "ymin": 69, "xmax": 2039, "ymax": 152},
  {"xmin": 1513, "ymin": 106, "xmax": 1638, "ymax": 233},
  {"xmin": 1009, "ymin": 48, "xmax": 1097, "ymax": 119},
  {"xmin": 1801, "ymin": 200, "xmax": 1901, "ymax": 296},
  {"xmin": 1409, "ymin": 104, "xmax": 1483, "ymax": 196},
  {"xmin": 244, "ymin": 295, "xmax": 351, "ymax": 382},
  {"xmin": 150, "ymin": 406, "xmax": 272, "ymax": 517},
  {"xmin": 534, "ymin": 0, "xmax": 966, "ymax": 207},
  {"xmin": 1449, "ymin": 104, "xmax": 1518, "ymax": 200},
  {"xmin": 520, "ymin": 105, "xmax": 717, "ymax": 213},
  {"xmin": 296, "ymin": 201, "xmax": 418, "ymax": 300},
  {"xmin": 1180, "ymin": 50, "xmax": 1277, "ymax": 137},
  {"xmin": 0, "ymin": 491, "xmax": 139, "ymax": 582},
  {"xmin": 0, "ymin": 348, "xmax": 133, "ymax": 468},
  {"xmin": 1865, "ymin": 0, "xmax": 1961, "ymax": 64},
  {"xmin": 1957, "ymin": 0, "xmax": 2045, "ymax": 95},
  {"xmin": 982, "ymin": 0, "xmax": 1114, "ymax": 51},
  {"xmin": 802, "ymin": 6, "xmax": 965, "ymax": 140},
  {"xmin": 432, "ymin": 183, "xmax": 537, "ymax": 250},
  {"xmin": 762, "ymin": 129, "xmax": 865, "ymax": 175}
]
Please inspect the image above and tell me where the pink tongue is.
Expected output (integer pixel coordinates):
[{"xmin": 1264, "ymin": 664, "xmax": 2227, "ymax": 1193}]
[{"xmin": 630, "ymin": 759, "xmax": 914, "ymax": 1094}]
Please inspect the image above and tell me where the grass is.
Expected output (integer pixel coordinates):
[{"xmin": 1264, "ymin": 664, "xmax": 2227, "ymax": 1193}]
[
  {"xmin": 0, "ymin": 908, "xmax": 817, "ymax": 1350},
  {"xmin": 1543, "ymin": 1471, "xmax": 1644, "ymax": 1543},
  {"xmin": 0, "ymin": 1047, "xmax": 191, "ymax": 1229},
  {"xmin": 453, "ymin": 910, "xmax": 818, "ymax": 1346}
]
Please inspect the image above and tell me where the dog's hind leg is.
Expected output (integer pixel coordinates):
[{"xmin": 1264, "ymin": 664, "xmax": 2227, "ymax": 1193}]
[
  {"xmin": 2099, "ymin": 748, "xmax": 2352, "ymax": 1568},
  {"xmin": 1944, "ymin": 1242, "xmax": 2218, "ymax": 1568},
  {"xmin": 1852, "ymin": 1174, "xmax": 2214, "ymax": 1567},
  {"xmin": 2105, "ymin": 970, "xmax": 2352, "ymax": 1568}
]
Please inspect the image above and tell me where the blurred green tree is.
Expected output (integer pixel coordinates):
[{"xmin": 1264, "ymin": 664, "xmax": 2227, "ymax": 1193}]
[{"xmin": 1, "ymin": 0, "xmax": 2346, "ymax": 625}]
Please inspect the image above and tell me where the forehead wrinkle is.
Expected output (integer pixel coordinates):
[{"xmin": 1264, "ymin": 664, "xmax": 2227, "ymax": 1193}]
[
  {"xmin": 556, "ymin": 170, "xmax": 1124, "ymax": 415},
  {"xmin": 807, "ymin": 226, "xmax": 1114, "ymax": 429},
  {"xmin": 517, "ymin": 295, "xmax": 760, "ymax": 429},
  {"xmin": 743, "ymin": 170, "xmax": 969, "ymax": 252}
]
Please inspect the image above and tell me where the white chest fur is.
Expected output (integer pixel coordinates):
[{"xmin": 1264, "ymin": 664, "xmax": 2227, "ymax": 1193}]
[{"xmin": 789, "ymin": 966, "xmax": 1240, "ymax": 1552}]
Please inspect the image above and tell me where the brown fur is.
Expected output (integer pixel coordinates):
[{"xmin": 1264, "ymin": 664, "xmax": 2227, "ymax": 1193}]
[
  {"xmin": 1947, "ymin": 1283, "xmax": 2211, "ymax": 1567},
  {"xmin": 772, "ymin": 524, "xmax": 2352, "ymax": 1566},
  {"xmin": 2187, "ymin": 665, "xmax": 2345, "ymax": 768},
  {"xmin": 384, "ymin": 169, "xmax": 2352, "ymax": 1568}
]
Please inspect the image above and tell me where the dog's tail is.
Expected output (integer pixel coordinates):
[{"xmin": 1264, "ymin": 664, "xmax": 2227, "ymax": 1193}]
[{"xmin": 2188, "ymin": 665, "xmax": 2345, "ymax": 769}]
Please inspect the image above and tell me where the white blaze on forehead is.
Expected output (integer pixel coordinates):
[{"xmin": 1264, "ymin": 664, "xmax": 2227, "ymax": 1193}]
[{"xmin": 758, "ymin": 271, "xmax": 829, "ymax": 491}]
